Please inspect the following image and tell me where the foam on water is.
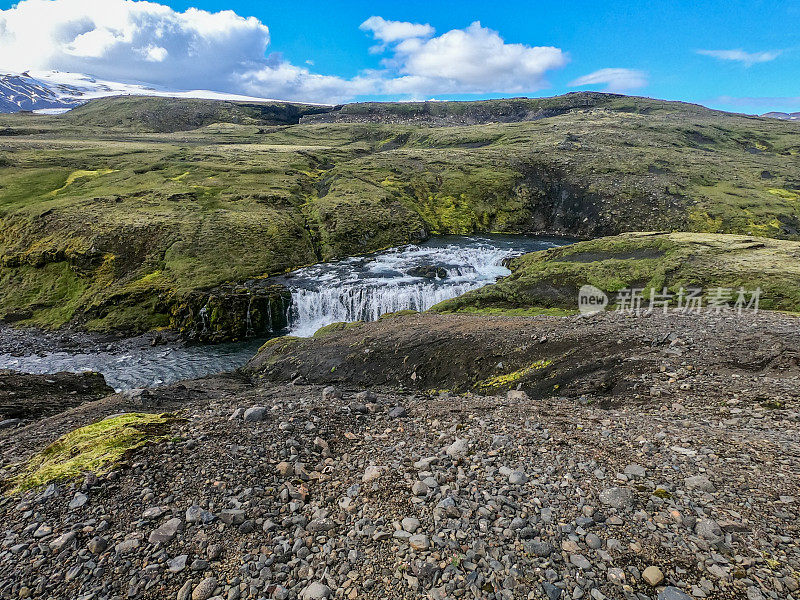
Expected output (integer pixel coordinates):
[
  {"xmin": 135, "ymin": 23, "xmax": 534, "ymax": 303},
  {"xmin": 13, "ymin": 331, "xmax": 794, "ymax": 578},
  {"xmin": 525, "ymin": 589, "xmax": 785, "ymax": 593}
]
[{"xmin": 282, "ymin": 235, "xmax": 566, "ymax": 337}]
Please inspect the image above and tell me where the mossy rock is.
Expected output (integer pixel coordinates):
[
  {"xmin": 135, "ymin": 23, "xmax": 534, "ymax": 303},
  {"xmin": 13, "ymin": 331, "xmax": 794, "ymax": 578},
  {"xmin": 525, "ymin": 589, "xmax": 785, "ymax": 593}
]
[
  {"xmin": 312, "ymin": 321, "xmax": 365, "ymax": 337},
  {"xmin": 5, "ymin": 413, "xmax": 176, "ymax": 494}
]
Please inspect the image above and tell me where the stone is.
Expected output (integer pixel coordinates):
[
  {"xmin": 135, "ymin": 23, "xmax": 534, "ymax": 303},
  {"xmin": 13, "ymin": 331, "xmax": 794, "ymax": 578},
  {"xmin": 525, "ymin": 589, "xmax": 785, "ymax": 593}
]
[
  {"xmin": 570, "ymin": 554, "xmax": 592, "ymax": 571},
  {"xmin": 624, "ymin": 464, "xmax": 647, "ymax": 478},
  {"xmin": 192, "ymin": 577, "xmax": 218, "ymax": 600},
  {"xmin": 276, "ymin": 461, "xmax": 294, "ymax": 476},
  {"xmin": 585, "ymin": 533, "xmax": 602, "ymax": 549},
  {"xmin": 402, "ymin": 517, "xmax": 421, "ymax": 533},
  {"xmin": 445, "ymin": 438, "xmax": 469, "ymax": 459},
  {"xmin": 362, "ymin": 466, "xmax": 386, "ymax": 483},
  {"xmin": 49, "ymin": 531, "xmax": 77, "ymax": 553},
  {"xmin": 149, "ymin": 517, "xmax": 182, "ymax": 544},
  {"xmin": 685, "ymin": 475, "xmax": 715, "ymax": 492},
  {"xmin": 508, "ymin": 470, "xmax": 528, "ymax": 485},
  {"xmin": 411, "ymin": 481, "xmax": 429, "ymax": 496},
  {"xmin": 143, "ymin": 506, "xmax": 165, "ymax": 519},
  {"xmin": 243, "ymin": 406, "xmax": 268, "ymax": 422},
  {"xmin": 541, "ymin": 582, "xmax": 562, "ymax": 600},
  {"xmin": 299, "ymin": 582, "xmax": 331, "ymax": 600},
  {"xmin": 409, "ymin": 534, "xmax": 430, "ymax": 551},
  {"xmin": 643, "ymin": 566, "xmax": 664, "ymax": 586},
  {"xmin": 68, "ymin": 492, "xmax": 88, "ymax": 509},
  {"xmin": 599, "ymin": 487, "xmax": 634, "ymax": 510},
  {"xmin": 207, "ymin": 543, "xmax": 223, "ymax": 560},
  {"xmin": 115, "ymin": 538, "xmax": 140, "ymax": 554},
  {"xmin": 176, "ymin": 580, "xmax": 193, "ymax": 600},
  {"xmin": 168, "ymin": 555, "xmax": 188, "ymax": 573},
  {"xmin": 387, "ymin": 406, "xmax": 407, "ymax": 418},
  {"xmin": 33, "ymin": 524, "xmax": 52, "ymax": 538},
  {"xmin": 528, "ymin": 541, "xmax": 553, "ymax": 557},
  {"xmin": 695, "ymin": 518, "xmax": 723, "ymax": 540},
  {"xmin": 191, "ymin": 559, "xmax": 209, "ymax": 571},
  {"xmin": 658, "ymin": 587, "xmax": 692, "ymax": 600},
  {"xmin": 185, "ymin": 505, "xmax": 215, "ymax": 524},
  {"xmin": 219, "ymin": 510, "xmax": 246, "ymax": 526}
]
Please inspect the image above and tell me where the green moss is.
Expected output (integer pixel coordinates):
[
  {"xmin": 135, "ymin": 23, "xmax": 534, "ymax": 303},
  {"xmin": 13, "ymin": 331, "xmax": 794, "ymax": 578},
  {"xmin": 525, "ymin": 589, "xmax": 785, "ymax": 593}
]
[
  {"xmin": 475, "ymin": 359, "xmax": 552, "ymax": 391},
  {"xmin": 6, "ymin": 413, "xmax": 175, "ymax": 494},
  {"xmin": 48, "ymin": 169, "xmax": 117, "ymax": 196},
  {"xmin": 257, "ymin": 335, "xmax": 301, "ymax": 353},
  {"xmin": 312, "ymin": 321, "xmax": 365, "ymax": 337},
  {"xmin": 768, "ymin": 188, "xmax": 800, "ymax": 201}
]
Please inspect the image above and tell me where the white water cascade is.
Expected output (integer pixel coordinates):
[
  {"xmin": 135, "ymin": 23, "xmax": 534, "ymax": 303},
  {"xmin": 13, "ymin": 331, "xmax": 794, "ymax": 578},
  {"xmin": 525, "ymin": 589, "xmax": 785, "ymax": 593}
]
[{"xmin": 281, "ymin": 236, "xmax": 567, "ymax": 337}]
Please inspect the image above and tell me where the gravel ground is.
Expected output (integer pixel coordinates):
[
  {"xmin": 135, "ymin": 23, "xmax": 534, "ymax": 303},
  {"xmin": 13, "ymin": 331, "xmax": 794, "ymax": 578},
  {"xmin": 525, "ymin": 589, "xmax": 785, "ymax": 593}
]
[{"xmin": 0, "ymin": 311, "xmax": 799, "ymax": 600}]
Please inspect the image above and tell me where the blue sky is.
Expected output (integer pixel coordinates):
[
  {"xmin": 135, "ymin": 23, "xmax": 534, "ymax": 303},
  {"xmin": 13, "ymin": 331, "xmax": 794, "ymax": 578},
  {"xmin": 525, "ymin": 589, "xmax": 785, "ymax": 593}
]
[{"xmin": 1, "ymin": 0, "xmax": 798, "ymax": 113}]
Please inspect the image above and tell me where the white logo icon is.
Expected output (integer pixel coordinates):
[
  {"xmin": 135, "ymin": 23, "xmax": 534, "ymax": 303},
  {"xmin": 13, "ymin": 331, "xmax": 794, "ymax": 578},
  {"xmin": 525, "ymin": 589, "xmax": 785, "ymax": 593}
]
[{"xmin": 578, "ymin": 285, "xmax": 608, "ymax": 314}]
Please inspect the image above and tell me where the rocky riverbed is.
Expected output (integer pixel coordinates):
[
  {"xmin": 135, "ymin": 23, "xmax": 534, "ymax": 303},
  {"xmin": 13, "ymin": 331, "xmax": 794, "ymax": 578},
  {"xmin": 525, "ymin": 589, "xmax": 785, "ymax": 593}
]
[{"xmin": 0, "ymin": 311, "xmax": 799, "ymax": 600}]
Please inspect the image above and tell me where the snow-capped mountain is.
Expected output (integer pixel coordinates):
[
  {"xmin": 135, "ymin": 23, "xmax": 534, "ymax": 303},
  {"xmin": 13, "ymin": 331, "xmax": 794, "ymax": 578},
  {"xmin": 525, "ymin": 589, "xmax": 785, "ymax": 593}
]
[
  {"xmin": 0, "ymin": 70, "xmax": 298, "ymax": 114},
  {"xmin": 0, "ymin": 72, "xmax": 83, "ymax": 113},
  {"xmin": 762, "ymin": 111, "xmax": 800, "ymax": 121}
]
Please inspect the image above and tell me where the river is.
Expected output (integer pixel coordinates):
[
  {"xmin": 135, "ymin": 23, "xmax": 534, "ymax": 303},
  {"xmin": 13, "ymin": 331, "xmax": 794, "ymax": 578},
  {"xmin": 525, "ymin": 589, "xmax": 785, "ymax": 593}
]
[{"xmin": 0, "ymin": 235, "xmax": 571, "ymax": 390}]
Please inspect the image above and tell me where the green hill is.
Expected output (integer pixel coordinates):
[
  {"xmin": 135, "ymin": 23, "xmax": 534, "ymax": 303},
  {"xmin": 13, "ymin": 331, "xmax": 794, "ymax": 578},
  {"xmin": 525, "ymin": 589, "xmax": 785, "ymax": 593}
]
[
  {"xmin": 0, "ymin": 92, "xmax": 798, "ymax": 336},
  {"xmin": 60, "ymin": 96, "xmax": 333, "ymax": 132}
]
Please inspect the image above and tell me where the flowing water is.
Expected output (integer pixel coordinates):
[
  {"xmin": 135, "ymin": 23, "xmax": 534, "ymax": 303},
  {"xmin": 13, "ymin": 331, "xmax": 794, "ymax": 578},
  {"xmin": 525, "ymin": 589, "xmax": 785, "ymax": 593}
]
[
  {"xmin": 279, "ymin": 235, "xmax": 568, "ymax": 337},
  {"xmin": 0, "ymin": 235, "xmax": 571, "ymax": 390}
]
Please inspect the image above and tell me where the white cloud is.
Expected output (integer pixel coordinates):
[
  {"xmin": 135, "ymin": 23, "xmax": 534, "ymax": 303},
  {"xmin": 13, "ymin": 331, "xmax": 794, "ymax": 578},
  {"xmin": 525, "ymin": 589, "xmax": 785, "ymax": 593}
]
[
  {"xmin": 0, "ymin": 0, "xmax": 274, "ymax": 92},
  {"xmin": 697, "ymin": 49, "xmax": 781, "ymax": 67},
  {"xmin": 569, "ymin": 68, "xmax": 648, "ymax": 92},
  {"xmin": 360, "ymin": 16, "xmax": 434, "ymax": 44},
  {"xmin": 0, "ymin": 2, "xmax": 569, "ymax": 103},
  {"xmin": 367, "ymin": 20, "xmax": 568, "ymax": 96}
]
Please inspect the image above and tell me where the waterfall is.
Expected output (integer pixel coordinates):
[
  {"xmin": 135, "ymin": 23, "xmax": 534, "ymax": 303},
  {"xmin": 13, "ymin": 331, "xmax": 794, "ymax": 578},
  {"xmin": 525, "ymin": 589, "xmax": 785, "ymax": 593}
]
[{"xmin": 281, "ymin": 236, "xmax": 565, "ymax": 337}]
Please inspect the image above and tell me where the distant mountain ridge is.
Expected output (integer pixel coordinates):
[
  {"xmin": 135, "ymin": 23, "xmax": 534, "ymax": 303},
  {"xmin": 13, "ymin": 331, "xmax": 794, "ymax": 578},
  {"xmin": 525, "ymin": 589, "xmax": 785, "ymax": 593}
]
[
  {"xmin": 763, "ymin": 111, "xmax": 800, "ymax": 121},
  {"xmin": 0, "ymin": 70, "xmax": 306, "ymax": 114},
  {"xmin": 0, "ymin": 73, "xmax": 83, "ymax": 113}
]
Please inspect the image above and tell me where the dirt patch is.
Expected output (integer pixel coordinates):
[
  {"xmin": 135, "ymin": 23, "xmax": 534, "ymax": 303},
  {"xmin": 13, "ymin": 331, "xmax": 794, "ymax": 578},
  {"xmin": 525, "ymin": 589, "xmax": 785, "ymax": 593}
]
[{"xmin": 247, "ymin": 310, "xmax": 800, "ymax": 406}]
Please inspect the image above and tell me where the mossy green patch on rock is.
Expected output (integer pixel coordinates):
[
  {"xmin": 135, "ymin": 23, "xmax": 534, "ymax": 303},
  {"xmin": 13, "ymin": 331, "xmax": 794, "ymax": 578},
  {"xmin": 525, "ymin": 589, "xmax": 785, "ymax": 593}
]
[
  {"xmin": 433, "ymin": 232, "xmax": 800, "ymax": 314},
  {"xmin": 475, "ymin": 359, "xmax": 553, "ymax": 392},
  {"xmin": 312, "ymin": 321, "xmax": 365, "ymax": 337},
  {"xmin": 5, "ymin": 413, "xmax": 175, "ymax": 494},
  {"xmin": 257, "ymin": 335, "xmax": 301, "ymax": 353}
]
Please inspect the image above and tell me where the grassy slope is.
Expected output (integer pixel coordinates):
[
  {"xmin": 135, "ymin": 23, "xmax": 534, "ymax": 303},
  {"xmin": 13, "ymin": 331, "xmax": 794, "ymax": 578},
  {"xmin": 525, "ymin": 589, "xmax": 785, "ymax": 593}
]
[
  {"xmin": 0, "ymin": 93, "xmax": 798, "ymax": 333},
  {"xmin": 432, "ymin": 232, "xmax": 800, "ymax": 313}
]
